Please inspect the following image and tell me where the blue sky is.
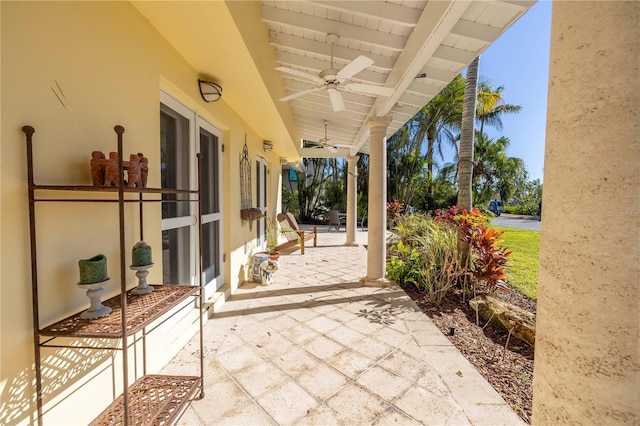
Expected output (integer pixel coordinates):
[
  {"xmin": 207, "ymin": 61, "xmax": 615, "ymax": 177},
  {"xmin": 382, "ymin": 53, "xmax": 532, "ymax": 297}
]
[{"xmin": 441, "ymin": 0, "xmax": 552, "ymax": 182}]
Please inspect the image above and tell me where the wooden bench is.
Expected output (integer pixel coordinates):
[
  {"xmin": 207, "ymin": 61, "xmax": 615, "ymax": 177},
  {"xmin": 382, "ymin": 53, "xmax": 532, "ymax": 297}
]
[{"xmin": 275, "ymin": 212, "xmax": 317, "ymax": 255}]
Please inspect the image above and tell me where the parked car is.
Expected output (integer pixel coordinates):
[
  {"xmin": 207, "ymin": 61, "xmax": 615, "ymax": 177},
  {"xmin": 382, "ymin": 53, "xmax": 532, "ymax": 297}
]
[{"xmin": 488, "ymin": 199, "xmax": 505, "ymax": 215}]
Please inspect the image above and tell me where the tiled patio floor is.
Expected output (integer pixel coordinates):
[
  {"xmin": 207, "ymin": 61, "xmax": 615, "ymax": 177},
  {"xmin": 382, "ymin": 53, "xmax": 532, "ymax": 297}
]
[{"xmin": 164, "ymin": 227, "xmax": 523, "ymax": 425}]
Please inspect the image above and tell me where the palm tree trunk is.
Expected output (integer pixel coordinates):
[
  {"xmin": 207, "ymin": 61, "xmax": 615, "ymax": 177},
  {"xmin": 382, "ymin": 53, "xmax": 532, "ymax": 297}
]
[
  {"xmin": 458, "ymin": 56, "xmax": 479, "ymax": 211},
  {"xmin": 458, "ymin": 56, "xmax": 480, "ymax": 267}
]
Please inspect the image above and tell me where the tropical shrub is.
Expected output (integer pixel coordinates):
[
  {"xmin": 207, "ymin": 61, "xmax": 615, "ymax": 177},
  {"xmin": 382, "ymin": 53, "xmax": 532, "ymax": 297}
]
[
  {"xmin": 434, "ymin": 205, "xmax": 511, "ymax": 294},
  {"xmin": 388, "ymin": 207, "xmax": 512, "ymax": 303},
  {"xmin": 387, "ymin": 214, "xmax": 459, "ymax": 305}
]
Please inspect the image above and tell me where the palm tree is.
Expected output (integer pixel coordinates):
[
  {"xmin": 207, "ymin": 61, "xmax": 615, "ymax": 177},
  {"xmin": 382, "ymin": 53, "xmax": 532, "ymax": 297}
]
[
  {"xmin": 472, "ymin": 132, "xmax": 528, "ymax": 205},
  {"xmin": 476, "ymin": 80, "xmax": 522, "ymax": 134},
  {"xmin": 457, "ymin": 57, "xmax": 480, "ymax": 212}
]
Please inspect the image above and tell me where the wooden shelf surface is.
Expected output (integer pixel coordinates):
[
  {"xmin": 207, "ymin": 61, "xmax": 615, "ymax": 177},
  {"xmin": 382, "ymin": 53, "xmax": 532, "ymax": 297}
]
[
  {"xmin": 40, "ymin": 285, "xmax": 199, "ymax": 338},
  {"xmin": 90, "ymin": 374, "xmax": 201, "ymax": 426}
]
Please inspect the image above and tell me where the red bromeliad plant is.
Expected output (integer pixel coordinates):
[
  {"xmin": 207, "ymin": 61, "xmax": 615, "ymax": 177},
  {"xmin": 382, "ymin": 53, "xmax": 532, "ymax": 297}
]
[
  {"xmin": 460, "ymin": 226, "xmax": 511, "ymax": 292},
  {"xmin": 434, "ymin": 205, "xmax": 511, "ymax": 293},
  {"xmin": 386, "ymin": 198, "xmax": 404, "ymax": 223},
  {"xmin": 434, "ymin": 205, "xmax": 487, "ymax": 228}
]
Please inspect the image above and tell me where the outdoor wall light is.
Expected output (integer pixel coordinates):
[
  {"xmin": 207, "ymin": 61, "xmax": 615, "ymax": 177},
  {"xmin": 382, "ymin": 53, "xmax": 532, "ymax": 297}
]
[
  {"xmin": 198, "ymin": 79, "xmax": 222, "ymax": 102},
  {"xmin": 263, "ymin": 141, "xmax": 274, "ymax": 152}
]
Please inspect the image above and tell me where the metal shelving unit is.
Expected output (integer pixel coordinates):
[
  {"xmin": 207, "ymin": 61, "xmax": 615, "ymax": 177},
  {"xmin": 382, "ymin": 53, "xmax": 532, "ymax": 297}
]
[{"xmin": 23, "ymin": 125, "xmax": 205, "ymax": 426}]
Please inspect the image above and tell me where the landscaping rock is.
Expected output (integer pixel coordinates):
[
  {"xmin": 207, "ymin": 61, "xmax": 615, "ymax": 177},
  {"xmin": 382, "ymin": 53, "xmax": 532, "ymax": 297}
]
[{"xmin": 469, "ymin": 295, "xmax": 536, "ymax": 347}]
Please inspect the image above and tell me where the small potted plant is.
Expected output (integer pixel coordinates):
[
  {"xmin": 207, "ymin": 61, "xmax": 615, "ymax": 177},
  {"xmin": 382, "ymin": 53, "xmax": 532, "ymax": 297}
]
[{"xmin": 265, "ymin": 214, "xmax": 281, "ymax": 260}]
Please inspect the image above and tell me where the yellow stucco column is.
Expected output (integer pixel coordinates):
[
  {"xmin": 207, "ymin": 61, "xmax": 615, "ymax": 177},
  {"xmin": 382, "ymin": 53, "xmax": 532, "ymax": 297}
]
[
  {"xmin": 345, "ymin": 155, "xmax": 359, "ymax": 246},
  {"xmin": 362, "ymin": 116, "xmax": 392, "ymax": 287},
  {"xmin": 533, "ymin": 2, "xmax": 640, "ymax": 425}
]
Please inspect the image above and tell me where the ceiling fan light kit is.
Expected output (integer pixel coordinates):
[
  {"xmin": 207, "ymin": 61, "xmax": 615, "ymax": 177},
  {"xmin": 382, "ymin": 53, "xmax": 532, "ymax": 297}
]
[{"xmin": 277, "ymin": 33, "xmax": 393, "ymax": 112}]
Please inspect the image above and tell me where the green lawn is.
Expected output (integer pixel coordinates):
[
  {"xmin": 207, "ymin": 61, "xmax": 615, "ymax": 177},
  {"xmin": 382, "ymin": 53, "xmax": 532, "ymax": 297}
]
[{"xmin": 491, "ymin": 226, "xmax": 540, "ymax": 299}]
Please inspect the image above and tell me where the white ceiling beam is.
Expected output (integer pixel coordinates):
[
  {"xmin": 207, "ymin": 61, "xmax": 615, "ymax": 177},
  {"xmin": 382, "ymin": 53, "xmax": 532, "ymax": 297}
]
[
  {"xmin": 432, "ymin": 45, "xmax": 477, "ymax": 65},
  {"xmin": 352, "ymin": 0, "xmax": 472, "ymax": 149},
  {"xmin": 450, "ymin": 19, "xmax": 502, "ymax": 43},
  {"xmin": 262, "ymin": 5, "xmax": 407, "ymax": 51},
  {"xmin": 308, "ymin": 1, "xmax": 422, "ymax": 27},
  {"xmin": 494, "ymin": 0, "xmax": 537, "ymax": 11},
  {"xmin": 397, "ymin": 92, "xmax": 430, "ymax": 109},
  {"xmin": 294, "ymin": 116, "xmax": 362, "ymax": 134},
  {"xmin": 417, "ymin": 66, "xmax": 458, "ymax": 83},
  {"xmin": 390, "ymin": 104, "xmax": 421, "ymax": 117},
  {"xmin": 293, "ymin": 110, "xmax": 366, "ymax": 129},
  {"xmin": 405, "ymin": 81, "xmax": 442, "ymax": 97},
  {"xmin": 269, "ymin": 33, "xmax": 395, "ymax": 70}
]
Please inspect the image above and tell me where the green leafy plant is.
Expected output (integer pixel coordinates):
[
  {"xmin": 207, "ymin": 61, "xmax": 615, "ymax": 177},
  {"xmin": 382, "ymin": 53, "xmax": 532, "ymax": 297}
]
[
  {"xmin": 387, "ymin": 214, "xmax": 459, "ymax": 305},
  {"xmin": 434, "ymin": 205, "xmax": 511, "ymax": 294}
]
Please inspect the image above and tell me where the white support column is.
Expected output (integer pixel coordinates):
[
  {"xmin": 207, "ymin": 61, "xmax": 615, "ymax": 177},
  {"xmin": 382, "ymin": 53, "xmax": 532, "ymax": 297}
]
[
  {"xmin": 362, "ymin": 116, "xmax": 392, "ymax": 287},
  {"xmin": 345, "ymin": 155, "xmax": 359, "ymax": 246}
]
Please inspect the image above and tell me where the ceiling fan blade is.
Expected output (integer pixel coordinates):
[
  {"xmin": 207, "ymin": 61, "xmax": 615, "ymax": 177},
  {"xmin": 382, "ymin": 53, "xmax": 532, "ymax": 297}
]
[
  {"xmin": 328, "ymin": 90, "xmax": 345, "ymax": 112},
  {"xmin": 276, "ymin": 66, "xmax": 324, "ymax": 84},
  {"xmin": 336, "ymin": 55, "xmax": 374, "ymax": 80},
  {"xmin": 346, "ymin": 83, "xmax": 395, "ymax": 97},
  {"xmin": 331, "ymin": 143, "xmax": 353, "ymax": 148},
  {"xmin": 326, "ymin": 145, "xmax": 338, "ymax": 153},
  {"xmin": 279, "ymin": 86, "xmax": 324, "ymax": 102}
]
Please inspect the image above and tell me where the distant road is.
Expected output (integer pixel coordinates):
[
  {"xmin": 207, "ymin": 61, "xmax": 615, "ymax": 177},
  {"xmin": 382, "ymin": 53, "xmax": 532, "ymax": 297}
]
[{"xmin": 490, "ymin": 214, "xmax": 541, "ymax": 231}]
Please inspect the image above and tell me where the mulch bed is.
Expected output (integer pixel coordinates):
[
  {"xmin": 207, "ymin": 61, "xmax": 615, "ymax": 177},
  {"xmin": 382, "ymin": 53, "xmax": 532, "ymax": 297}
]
[{"xmin": 400, "ymin": 283, "xmax": 535, "ymax": 424}]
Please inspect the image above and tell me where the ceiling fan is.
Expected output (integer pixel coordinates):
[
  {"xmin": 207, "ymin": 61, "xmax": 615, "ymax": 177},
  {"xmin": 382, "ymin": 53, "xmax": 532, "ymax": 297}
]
[
  {"xmin": 277, "ymin": 33, "xmax": 394, "ymax": 112},
  {"xmin": 306, "ymin": 121, "xmax": 353, "ymax": 152}
]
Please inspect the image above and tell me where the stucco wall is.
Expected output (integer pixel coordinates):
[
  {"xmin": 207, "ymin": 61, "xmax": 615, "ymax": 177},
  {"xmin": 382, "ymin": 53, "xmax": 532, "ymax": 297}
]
[
  {"xmin": 1, "ymin": 2, "xmax": 284, "ymax": 424},
  {"xmin": 533, "ymin": 1, "xmax": 640, "ymax": 424}
]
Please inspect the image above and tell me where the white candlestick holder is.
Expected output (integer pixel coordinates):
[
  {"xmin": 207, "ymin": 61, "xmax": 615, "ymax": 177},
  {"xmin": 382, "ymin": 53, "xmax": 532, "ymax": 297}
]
[
  {"xmin": 77, "ymin": 278, "xmax": 112, "ymax": 319},
  {"xmin": 130, "ymin": 263, "xmax": 154, "ymax": 295}
]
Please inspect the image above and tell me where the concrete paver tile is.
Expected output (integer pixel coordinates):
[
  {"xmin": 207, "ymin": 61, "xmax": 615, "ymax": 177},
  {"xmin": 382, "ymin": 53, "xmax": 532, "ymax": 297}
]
[
  {"xmin": 294, "ymin": 404, "xmax": 346, "ymax": 426},
  {"xmin": 371, "ymin": 326, "xmax": 414, "ymax": 347},
  {"xmin": 253, "ymin": 332, "xmax": 295, "ymax": 359},
  {"xmin": 404, "ymin": 318, "xmax": 454, "ymax": 346},
  {"xmin": 272, "ymin": 347, "xmax": 320, "ymax": 378},
  {"xmin": 305, "ymin": 315, "xmax": 342, "ymax": 334},
  {"xmin": 190, "ymin": 377, "xmax": 252, "ymax": 419},
  {"xmin": 210, "ymin": 402, "xmax": 277, "ymax": 426},
  {"xmin": 325, "ymin": 383, "xmax": 388, "ymax": 424},
  {"xmin": 262, "ymin": 313, "xmax": 298, "ymax": 333},
  {"xmin": 420, "ymin": 347, "xmax": 506, "ymax": 405},
  {"xmin": 350, "ymin": 336, "xmax": 394, "ymax": 361},
  {"xmin": 286, "ymin": 308, "xmax": 319, "ymax": 323},
  {"xmin": 233, "ymin": 360, "xmax": 290, "ymax": 398},
  {"xmin": 324, "ymin": 308, "xmax": 357, "ymax": 324},
  {"xmin": 301, "ymin": 335, "xmax": 344, "ymax": 360},
  {"xmin": 257, "ymin": 381, "xmax": 318, "ymax": 426},
  {"xmin": 378, "ymin": 350, "xmax": 428, "ymax": 381},
  {"xmin": 279, "ymin": 323, "xmax": 319, "ymax": 345},
  {"xmin": 215, "ymin": 345, "xmax": 264, "ymax": 374},
  {"xmin": 373, "ymin": 407, "xmax": 422, "ymax": 426},
  {"xmin": 393, "ymin": 386, "xmax": 463, "ymax": 425},
  {"xmin": 325, "ymin": 348, "xmax": 374, "ymax": 379},
  {"xmin": 296, "ymin": 363, "xmax": 348, "ymax": 401},
  {"xmin": 457, "ymin": 403, "xmax": 525, "ymax": 425},
  {"xmin": 325, "ymin": 325, "xmax": 365, "ymax": 346},
  {"xmin": 356, "ymin": 365, "xmax": 412, "ymax": 401},
  {"xmin": 176, "ymin": 407, "xmax": 204, "ymax": 425},
  {"xmin": 414, "ymin": 366, "xmax": 451, "ymax": 399}
]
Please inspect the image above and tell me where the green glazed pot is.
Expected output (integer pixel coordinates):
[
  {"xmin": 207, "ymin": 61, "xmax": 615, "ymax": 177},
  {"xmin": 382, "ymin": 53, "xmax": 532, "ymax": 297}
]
[{"xmin": 78, "ymin": 254, "xmax": 108, "ymax": 284}]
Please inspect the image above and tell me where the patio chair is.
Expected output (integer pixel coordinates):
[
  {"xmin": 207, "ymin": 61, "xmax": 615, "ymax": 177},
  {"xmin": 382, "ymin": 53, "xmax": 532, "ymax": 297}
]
[
  {"xmin": 275, "ymin": 212, "xmax": 317, "ymax": 255},
  {"xmin": 328, "ymin": 209, "xmax": 345, "ymax": 232}
]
